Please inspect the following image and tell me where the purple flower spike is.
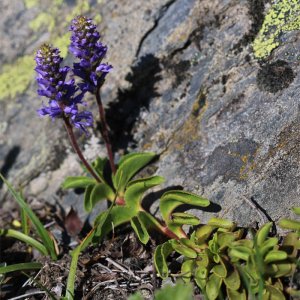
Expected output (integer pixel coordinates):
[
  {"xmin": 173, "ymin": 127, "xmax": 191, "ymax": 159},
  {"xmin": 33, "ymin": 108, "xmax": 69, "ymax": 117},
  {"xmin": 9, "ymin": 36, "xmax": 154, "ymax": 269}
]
[
  {"xmin": 34, "ymin": 43, "xmax": 94, "ymax": 136},
  {"xmin": 69, "ymin": 15, "xmax": 113, "ymax": 92}
]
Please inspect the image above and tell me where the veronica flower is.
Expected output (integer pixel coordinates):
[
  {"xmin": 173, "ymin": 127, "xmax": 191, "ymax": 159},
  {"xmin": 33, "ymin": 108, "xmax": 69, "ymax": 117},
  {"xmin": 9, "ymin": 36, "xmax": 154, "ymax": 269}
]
[
  {"xmin": 69, "ymin": 15, "xmax": 113, "ymax": 92},
  {"xmin": 34, "ymin": 44, "xmax": 94, "ymax": 136}
]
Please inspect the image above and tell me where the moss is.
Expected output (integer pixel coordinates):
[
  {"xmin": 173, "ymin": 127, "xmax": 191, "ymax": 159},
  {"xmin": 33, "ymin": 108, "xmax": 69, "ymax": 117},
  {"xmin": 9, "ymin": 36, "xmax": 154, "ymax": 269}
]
[
  {"xmin": 24, "ymin": 0, "xmax": 39, "ymax": 9},
  {"xmin": 252, "ymin": 0, "xmax": 300, "ymax": 59}
]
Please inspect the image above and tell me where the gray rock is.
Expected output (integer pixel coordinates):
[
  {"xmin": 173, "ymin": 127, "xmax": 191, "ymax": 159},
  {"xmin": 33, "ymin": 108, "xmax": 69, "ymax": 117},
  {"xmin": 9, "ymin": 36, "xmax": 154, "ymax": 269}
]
[{"xmin": 1, "ymin": 0, "xmax": 300, "ymax": 234}]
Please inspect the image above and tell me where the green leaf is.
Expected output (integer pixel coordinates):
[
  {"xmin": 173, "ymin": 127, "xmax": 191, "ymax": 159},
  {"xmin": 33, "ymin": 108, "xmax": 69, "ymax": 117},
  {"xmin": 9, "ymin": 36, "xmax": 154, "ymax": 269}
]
[
  {"xmin": 84, "ymin": 183, "xmax": 115, "ymax": 212},
  {"xmin": 160, "ymin": 191, "xmax": 210, "ymax": 224},
  {"xmin": 226, "ymin": 286, "xmax": 246, "ymax": 300},
  {"xmin": 0, "ymin": 229, "xmax": 48, "ymax": 256},
  {"xmin": 167, "ymin": 213, "xmax": 200, "ymax": 238},
  {"xmin": 91, "ymin": 206, "xmax": 136, "ymax": 245},
  {"xmin": 0, "ymin": 174, "xmax": 57, "ymax": 260},
  {"xmin": 67, "ymin": 177, "xmax": 123, "ymax": 299},
  {"xmin": 271, "ymin": 261, "xmax": 292, "ymax": 277},
  {"xmin": 181, "ymin": 260, "xmax": 196, "ymax": 283},
  {"xmin": 154, "ymin": 242, "xmax": 173, "ymax": 279},
  {"xmin": 169, "ymin": 239, "xmax": 197, "ymax": 258},
  {"xmin": 91, "ymin": 156, "xmax": 108, "ymax": 183},
  {"xmin": 264, "ymin": 251, "xmax": 287, "ymax": 264},
  {"xmin": 196, "ymin": 225, "xmax": 214, "ymax": 245},
  {"xmin": 151, "ymin": 280, "xmax": 193, "ymax": 300},
  {"xmin": 22, "ymin": 272, "xmax": 57, "ymax": 300},
  {"xmin": 136, "ymin": 211, "xmax": 162, "ymax": 230},
  {"xmin": 229, "ymin": 248, "xmax": 251, "ymax": 261},
  {"xmin": 0, "ymin": 263, "xmax": 42, "ymax": 274},
  {"xmin": 131, "ymin": 216, "xmax": 149, "ymax": 244},
  {"xmin": 259, "ymin": 237, "xmax": 278, "ymax": 257},
  {"xmin": 265, "ymin": 284, "xmax": 285, "ymax": 300},
  {"xmin": 83, "ymin": 184, "xmax": 94, "ymax": 212},
  {"xmin": 291, "ymin": 206, "xmax": 300, "ymax": 216},
  {"xmin": 195, "ymin": 266, "xmax": 208, "ymax": 289},
  {"xmin": 206, "ymin": 273, "xmax": 223, "ymax": 300},
  {"xmin": 61, "ymin": 176, "xmax": 96, "ymax": 189},
  {"xmin": 124, "ymin": 176, "xmax": 164, "ymax": 212},
  {"xmin": 255, "ymin": 222, "xmax": 272, "ymax": 247},
  {"xmin": 128, "ymin": 292, "xmax": 144, "ymax": 300},
  {"xmin": 19, "ymin": 186, "xmax": 28, "ymax": 236},
  {"xmin": 279, "ymin": 219, "xmax": 300, "ymax": 231},
  {"xmin": 217, "ymin": 232, "xmax": 240, "ymax": 249},
  {"xmin": 224, "ymin": 266, "xmax": 240, "ymax": 291},
  {"xmin": 208, "ymin": 217, "xmax": 234, "ymax": 229},
  {"xmin": 112, "ymin": 152, "xmax": 156, "ymax": 195},
  {"xmin": 212, "ymin": 258, "xmax": 227, "ymax": 278}
]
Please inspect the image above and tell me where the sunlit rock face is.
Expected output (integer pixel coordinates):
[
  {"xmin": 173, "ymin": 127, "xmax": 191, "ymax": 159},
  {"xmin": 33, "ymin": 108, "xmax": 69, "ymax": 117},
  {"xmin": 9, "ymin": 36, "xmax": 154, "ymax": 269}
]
[{"xmin": 1, "ymin": 0, "xmax": 300, "ymax": 231}]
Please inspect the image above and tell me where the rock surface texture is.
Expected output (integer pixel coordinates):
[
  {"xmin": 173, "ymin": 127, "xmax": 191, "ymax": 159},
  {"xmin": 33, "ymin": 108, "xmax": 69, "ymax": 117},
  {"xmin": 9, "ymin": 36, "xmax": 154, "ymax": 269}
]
[{"xmin": 1, "ymin": 0, "xmax": 300, "ymax": 232}]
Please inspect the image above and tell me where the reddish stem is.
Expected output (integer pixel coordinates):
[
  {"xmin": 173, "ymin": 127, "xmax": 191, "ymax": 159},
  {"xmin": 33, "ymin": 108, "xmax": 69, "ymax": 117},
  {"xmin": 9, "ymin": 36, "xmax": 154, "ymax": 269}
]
[
  {"xmin": 62, "ymin": 115, "xmax": 102, "ymax": 183},
  {"xmin": 96, "ymin": 86, "xmax": 116, "ymax": 175}
]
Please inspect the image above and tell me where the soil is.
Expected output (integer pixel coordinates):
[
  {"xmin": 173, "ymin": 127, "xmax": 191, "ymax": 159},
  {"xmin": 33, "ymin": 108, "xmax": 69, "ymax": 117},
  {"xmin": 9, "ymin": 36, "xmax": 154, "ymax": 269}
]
[{"xmin": 0, "ymin": 201, "xmax": 180, "ymax": 300}]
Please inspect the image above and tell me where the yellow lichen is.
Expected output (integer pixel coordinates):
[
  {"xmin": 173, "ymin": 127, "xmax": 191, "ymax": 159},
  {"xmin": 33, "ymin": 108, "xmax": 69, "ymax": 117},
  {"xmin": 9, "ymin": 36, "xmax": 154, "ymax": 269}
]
[
  {"xmin": 24, "ymin": 0, "xmax": 39, "ymax": 9},
  {"xmin": 0, "ymin": 55, "xmax": 35, "ymax": 101},
  {"xmin": 227, "ymin": 144, "xmax": 262, "ymax": 179},
  {"xmin": 169, "ymin": 87, "xmax": 208, "ymax": 151},
  {"xmin": 253, "ymin": 0, "xmax": 300, "ymax": 59}
]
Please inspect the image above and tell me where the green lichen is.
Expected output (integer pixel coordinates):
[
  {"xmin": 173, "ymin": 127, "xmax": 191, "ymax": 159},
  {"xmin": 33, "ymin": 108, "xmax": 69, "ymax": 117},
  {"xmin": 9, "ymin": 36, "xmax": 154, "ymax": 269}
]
[
  {"xmin": 0, "ymin": 55, "xmax": 35, "ymax": 101},
  {"xmin": 252, "ymin": 0, "xmax": 300, "ymax": 59},
  {"xmin": 24, "ymin": 0, "xmax": 39, "ymax": 9},
  {"xmin": 29, "ymin": 0, "xmax": 64, "ymax": 32},
  {"xmin": 63, "ymin": 0, "xmax": 90, "ymax": 26}
]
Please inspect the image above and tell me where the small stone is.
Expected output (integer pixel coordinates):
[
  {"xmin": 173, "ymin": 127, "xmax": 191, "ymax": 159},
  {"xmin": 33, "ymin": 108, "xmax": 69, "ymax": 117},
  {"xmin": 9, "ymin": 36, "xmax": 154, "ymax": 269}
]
[{"xmin": 29, "ymin": 173, "xmax": 48, "ymax": 196}]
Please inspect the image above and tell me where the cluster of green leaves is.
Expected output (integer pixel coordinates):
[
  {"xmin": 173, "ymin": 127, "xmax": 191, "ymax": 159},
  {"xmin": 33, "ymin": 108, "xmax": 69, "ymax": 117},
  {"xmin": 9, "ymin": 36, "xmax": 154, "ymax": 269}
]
[
  {"xmin": 62, "ymin": 152, "xmax": 210, "ymax": 250},
  {"xmin": 154, "ymin": 211, "xmax": 300, "ymax": 300},
  {"xmin": 128, "ymin": 280, "xmax": 193, "ymax": 300}
]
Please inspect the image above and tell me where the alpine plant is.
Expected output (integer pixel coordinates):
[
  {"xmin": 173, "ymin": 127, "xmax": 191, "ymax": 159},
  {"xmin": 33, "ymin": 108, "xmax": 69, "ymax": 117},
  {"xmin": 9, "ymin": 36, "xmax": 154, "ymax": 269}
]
[
  {"xmin": 34, "ymin": 44, "xmax": 93, "ymax": 136},
  {"xmin": 69, "ymin": 15, "xmax": 113, "ymax": 92}
]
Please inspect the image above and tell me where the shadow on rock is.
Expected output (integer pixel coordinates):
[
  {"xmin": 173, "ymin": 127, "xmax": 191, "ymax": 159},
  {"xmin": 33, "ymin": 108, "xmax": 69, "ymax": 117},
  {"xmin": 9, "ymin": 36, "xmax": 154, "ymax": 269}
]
[
  {"xmin": 0, "ymin": 146, "xmax": 21, "ymax": 189},
  {"xmin": 104, "ymin": 54, "xmax": 162, "ymax": 152}
]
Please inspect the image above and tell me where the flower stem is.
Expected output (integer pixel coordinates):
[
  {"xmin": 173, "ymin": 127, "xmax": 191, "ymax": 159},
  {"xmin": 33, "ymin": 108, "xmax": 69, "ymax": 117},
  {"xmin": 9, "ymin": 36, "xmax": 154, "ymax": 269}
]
[
  {"xmin": 96, "ymin": 86, "xmax": 116, "ymax": 175},
  {"xmin": 62, "ymin": 115, "xmax": 102, "ymax": 183}
]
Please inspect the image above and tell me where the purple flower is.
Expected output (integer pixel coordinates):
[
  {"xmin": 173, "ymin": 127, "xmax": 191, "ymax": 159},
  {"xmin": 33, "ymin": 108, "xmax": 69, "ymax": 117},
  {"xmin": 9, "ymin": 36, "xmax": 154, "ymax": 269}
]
[
  {"xmin": 71, "ymin": 111, "xmax": 94, "ymax": 136},
  {"xmin": 69, "ymin": 16, "xmax": 113, "ymax": 92},
  {"xmin": 34, "ymin": 44, "xmax": 94, "ymax": 136}
]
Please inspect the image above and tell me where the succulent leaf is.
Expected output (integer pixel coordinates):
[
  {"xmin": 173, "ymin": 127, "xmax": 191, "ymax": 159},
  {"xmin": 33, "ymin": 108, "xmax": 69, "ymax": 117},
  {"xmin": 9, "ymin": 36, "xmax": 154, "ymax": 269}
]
[
  {"xmin": 92, "ymin": 206, "xmax": 136, "ymax": 243},
  {"xmin": 291, "ymin": 206, "xmax": 300, "ymax": 216},
  {"xmin": 61, "ymin": 176, "xmax": 96, "ymax": 189},
  {"xmin": 279, "ymin": 219, "xmax": 300, "ymax": 231},
  {"xmin": 208, "ymin": 217, "xmax": 234, "ymax": 229},
  {"xmin": 130, "ymin": 216, "xmax": 149, "ymax": 244},
  {"xmin": 259, "ymin": 237, "xmax": 278, "ymax": 257},
  {"xmin": 264, "ymin": 250, "xmax": 287, "ymax": 264},
  {"xmin": 160, "ymin": 191, "xmax": 210, "ymax": 225},
  {"xmin": 84, "ymin": 183, "xmax": 115, "ymax": 212},
  {"xmin": 224, "ymin": 265, "xmax": 240, "ymax": 291},
  {"xmin": 213, "ymin": 258, "xmax": 227, "ymax": 278},
  {"xmin": 91, "ymin": 156, "xmax": 108, "ymax": 183},
  {"xmin": 196, "ymin": 225, "xmax": 214, "ymax": 245},
  {"xmin": 169, "ymin": 239, "xmax": 197, "ymax": 258},
  {"xmin": 265, "ymin": 284, "xmax": 285, "ymax": 300},
  {"xmin": 195, "ymin": 266, "xmax": 208, "ymax": 289},
  {"xmin": 255, "ymin": 222, "xmax": 272, "ymax": 247},
  {"xmin": 226, "ymin": 286, "xmax": 246, "ymax": 300},
  {"xmin": 206, "ymin": 273, "xmax": 223, "ymax": 300},
  {"xmin": 124, "ymin": 176, "xmax": 164, "ymax": 212},
  {"xmin": 154, "ymin": 242, "xmax": 173, "ymax": 279},
  {"xmin": 181, "ymin": 260, "xmax": 196, "ymax": 283},
  {"xmin": 112, "ymin": 152, "xmax": 156, "ymax": 196}
]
